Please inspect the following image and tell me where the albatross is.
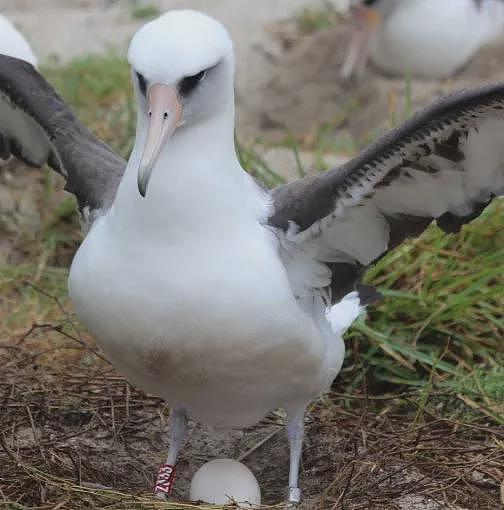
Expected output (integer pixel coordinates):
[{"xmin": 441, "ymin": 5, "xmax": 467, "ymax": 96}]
[
  {"xmin": 342, "ymin": 0, "xmax": 504, "ymax": 79},
  {"xmin": 0, "ymin": 9, "xmax": 503, "ymax": 505},
  {"xmin": 0, "ymin": 13, "xmax": 37, "ymax": 165},
  {"xmin": 0, "ymin": 13, "xmax": 37, "ymax": 68}
]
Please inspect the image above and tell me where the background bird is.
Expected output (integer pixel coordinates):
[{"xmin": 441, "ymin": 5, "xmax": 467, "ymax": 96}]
[
  {"xmin": 0, "ymin": 9, "xmax": 502, "ymax": 506},
  {"xmin": 0, "ymin": 13, "xmax": 37, "ymax": 67},
  {"xmin": 342, "ymin": 0, "xmax": 504, "ymax": 79},
  {"xmin": 0, "ymin": 13, "xmax": 36, "ymax": 165}
]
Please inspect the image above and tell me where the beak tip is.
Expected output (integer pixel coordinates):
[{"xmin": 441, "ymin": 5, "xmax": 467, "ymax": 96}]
[{"xmin": 137, "ymin": 177, "xmax": 148, "ymax": 198}]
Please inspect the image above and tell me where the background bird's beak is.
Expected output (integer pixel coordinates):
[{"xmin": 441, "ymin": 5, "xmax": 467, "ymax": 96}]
[
  {"xmin": 341, "ymin": 6, "xmax": 381, "ymax": 81},
  {"xmin": 354, "ymin": 5, "xmax": 381, "ymax": 28},
  {"xmin": 138, "ymin": 83, "xmax": 183, "ymax": 197}
]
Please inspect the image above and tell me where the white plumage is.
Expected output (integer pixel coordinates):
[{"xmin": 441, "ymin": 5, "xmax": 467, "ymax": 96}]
[
  {"xmin": 0, "ymin": 14, "xmax": 37, "ymax": 67},
  {"xmin": 69, "ymin": 11, "xmax": 357, "ymax": 430},
  {"xmin": 0, "ymin": 13, "xmax": 37, "ymax": 165},
  {"xmin": 67, "ymin": 12, "xmax": 360, "ymax": 503}
]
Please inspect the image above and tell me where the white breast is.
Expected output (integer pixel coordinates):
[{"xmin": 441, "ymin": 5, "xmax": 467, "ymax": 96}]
[
  {"xmin": 68, "ymin": 96, "xmax": 348, "ymax": 429},
  {"xmin": 69, "ymin": 203, "xmax": 331, "ymax": 429}
]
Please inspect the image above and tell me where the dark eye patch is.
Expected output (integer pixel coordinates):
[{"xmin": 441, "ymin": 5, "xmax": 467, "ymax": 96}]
[
  {"xmin": 136, "ymin": 72, "xmax": 147, "ymax": 96},
  {"xmin": 179, "ymin": 70, "xmax": 206, "ymax": 97}
]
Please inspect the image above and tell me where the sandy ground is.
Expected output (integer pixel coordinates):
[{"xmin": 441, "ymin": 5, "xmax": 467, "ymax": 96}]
[{"xmin": 1, "ymin": 0, "xmax": 319, "ymax": 135}]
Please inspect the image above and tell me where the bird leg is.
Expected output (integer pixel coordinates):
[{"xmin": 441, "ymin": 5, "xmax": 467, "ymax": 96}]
[
  {"xmin": 154, "ymin": 408, "xmax": 187, "ymax": 498},
  {"xmin": 287, "ymin": 408, "xmax": 306, "ymax": 505}
]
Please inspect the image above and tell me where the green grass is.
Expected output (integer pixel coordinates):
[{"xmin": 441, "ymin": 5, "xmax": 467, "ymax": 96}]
[
  {"xmin": 43, "ymin": 53, "xmax": 136, "ymax": 157},
  {"xmin": 131, "ymin": 4, "xmax": 161, "ymax": 20},
  {"xmin": 345, "ymin": 200, "xmax": 503, "ymax": 413},
  {"xmin": 295, "ymin": 1, "xmax": 340, "ymax": 35},
  {"xmin": 2, "ymin": 53, "xmax": 503, "ymax": 426}
]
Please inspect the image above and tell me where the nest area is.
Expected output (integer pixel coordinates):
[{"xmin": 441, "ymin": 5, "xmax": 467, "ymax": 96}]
[
  {"xmin": 1, "ymin": 5, "xmax": 503, "ymax": 509},
  {"xmin": 1, "ymin": 323, "xmax": 502, "ymax": 510}
]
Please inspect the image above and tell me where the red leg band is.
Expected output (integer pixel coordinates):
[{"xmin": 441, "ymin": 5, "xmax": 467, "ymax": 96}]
[{"xmin": 154, "ymin": 463, "xmax": 176, "ymax": 495}]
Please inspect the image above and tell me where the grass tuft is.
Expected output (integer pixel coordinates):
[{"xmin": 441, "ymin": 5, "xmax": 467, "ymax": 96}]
[
  {"xmin": 43, "ymin": 53, "xmax": 135, "ymax": 157},
  {"xmin": 131, "ymin": 4, "xmax": 161, "ymax": 20},
  {"xmin": 295, "ymin": 1, "xmax": 340, "ymax": 35}
]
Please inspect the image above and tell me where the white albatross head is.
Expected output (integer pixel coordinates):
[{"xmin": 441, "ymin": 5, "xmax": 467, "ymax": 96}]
[{"xmin": 127, "ymin": 10, "xmax": 235, "ymax": 197}]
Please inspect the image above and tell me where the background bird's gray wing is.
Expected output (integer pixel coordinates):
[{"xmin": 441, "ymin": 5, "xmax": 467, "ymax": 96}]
[
  {"xmin": 269, "ymin": 83, "xmax": 504, "ymax": 303},
  {"xmin": 0, "ymin": 54, "xmax": 126, "ymax": 220}
]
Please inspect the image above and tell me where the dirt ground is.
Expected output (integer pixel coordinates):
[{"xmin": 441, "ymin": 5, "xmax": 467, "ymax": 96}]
[
  {"xmin": 1, "ymin": 1, "xmax": 504, "ymax": 509},
  {"xmin": 3, "ymin": 333, "xmax": 502, "ymax": 509}
]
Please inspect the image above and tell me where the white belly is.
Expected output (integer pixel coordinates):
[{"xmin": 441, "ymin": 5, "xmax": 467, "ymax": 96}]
[{"xmin": 69, "ymin": 216, "xmax": 333, "ymax": 429}]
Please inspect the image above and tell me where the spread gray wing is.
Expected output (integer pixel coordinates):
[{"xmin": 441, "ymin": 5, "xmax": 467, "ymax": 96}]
[
  {"xmin": 269, "ymin": 83, "xmax": 504, "ymax": 303},
  {"xmin": 0, "ymin": 54, "xmax": 126, "ymax": 223}
]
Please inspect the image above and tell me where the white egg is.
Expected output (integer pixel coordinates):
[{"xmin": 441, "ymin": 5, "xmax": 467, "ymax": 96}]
[{"xmin": 189, "ymin": 459, "xmax": 261, "ymax": 507}]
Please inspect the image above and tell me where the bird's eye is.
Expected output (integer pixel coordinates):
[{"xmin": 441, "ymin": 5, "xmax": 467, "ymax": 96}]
[
  {"xmin": 179, "ymin": 70, "xmax": 207, "ymax": 96},
  {"xmin": 136, "ymin": 72, "xmax": 147, "ymax": 96}
]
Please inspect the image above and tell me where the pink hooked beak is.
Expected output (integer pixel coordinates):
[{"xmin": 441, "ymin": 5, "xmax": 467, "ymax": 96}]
[{"xmin": 138, "ymin": 83, "xmax": 183, "ymax": 197}]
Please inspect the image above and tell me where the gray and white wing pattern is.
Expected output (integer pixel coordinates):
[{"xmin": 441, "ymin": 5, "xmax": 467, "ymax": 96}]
[
  {"xmin": 270, "ymin": 83, "xmax": 504, "ymax": 302},
  {"xmin": 0, "ymin": 54, "xmax": 126, "ymax": 222}
]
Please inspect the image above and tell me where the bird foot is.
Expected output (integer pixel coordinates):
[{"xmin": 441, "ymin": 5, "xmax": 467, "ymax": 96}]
[{"xmin": 285, "ymin": 487, "xmax": 301, "ymax": 507}]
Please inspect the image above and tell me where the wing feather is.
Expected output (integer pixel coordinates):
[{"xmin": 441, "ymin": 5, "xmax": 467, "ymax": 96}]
[
  {"xmin": 270, "ymin": 83, "xmax": 504, "ymax": 302},
  {"xmin": 0, "ymin": 54, "xmax": 126, "ymax": 222}
]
